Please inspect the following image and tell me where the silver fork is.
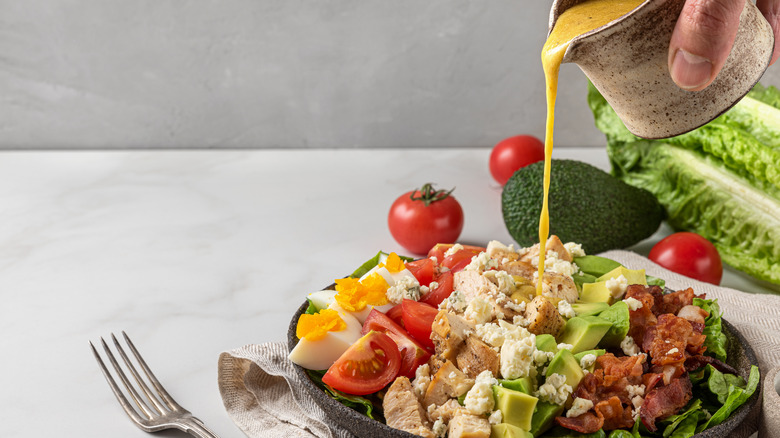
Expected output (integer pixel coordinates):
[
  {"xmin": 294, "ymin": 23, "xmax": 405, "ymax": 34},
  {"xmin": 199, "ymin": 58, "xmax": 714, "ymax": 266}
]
[{"xmin": 90, "ymin": 332, "xmax": 220, "ymax": 437}]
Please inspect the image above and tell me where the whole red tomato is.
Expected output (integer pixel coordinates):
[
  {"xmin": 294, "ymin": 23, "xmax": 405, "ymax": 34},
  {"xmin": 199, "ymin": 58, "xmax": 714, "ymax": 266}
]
[
  {"xmin": 489, "ymin": 135, "xmax": 546, "ymax": 186},
  {"xmin": 649, "ymin": 232, "xmax": 723, "ymax": 285},
  {"xmin": 388, "ymin": 183, "xmax": 464, "ymax": 255}
]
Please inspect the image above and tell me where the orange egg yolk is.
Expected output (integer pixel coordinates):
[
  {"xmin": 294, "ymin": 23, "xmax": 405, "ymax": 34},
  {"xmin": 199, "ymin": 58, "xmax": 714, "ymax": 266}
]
[
  {"xmin": 334, "ymin": 273, "xmax": 390, "ymax": 312},
  {"xmin": 296, "ymin": 308, "xmax": 347, "ymax": 341}
]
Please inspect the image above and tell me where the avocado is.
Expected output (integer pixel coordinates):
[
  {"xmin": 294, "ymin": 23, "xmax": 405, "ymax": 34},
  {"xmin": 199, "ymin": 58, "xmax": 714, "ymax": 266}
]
[
  {"xmin": 573, "ymin": 255, "xmax": 623, "ymax": 278},
  {"xmin": 491, "ymin": 423, "xmax": 534, "ymax": 438},
  {"xmin": 556, "ymin": 315, "xmax": 613, "ymax": 353},
  {"xmin": 499, "ymin": 376, "xmax": 535, "ymax": 395},
  {"xmin": 493, "ymin": 385, "xmax": 539, "ymax": 431},
  {"xmin": 597, "ymin": 266, "xmax": 647, "ymax": 285},
  {"xmin": 573, "ymin": 349, "xmax": 606, "ymax": 362},
  {"xmin": 579, "ymin": 282, "xmax": 613, "ymax": 304},
  {"xmin": 546, "ymin": 349, "xmax": 585, "ymax": 390},
  {"xmin": 536, "ymin": 334, "xmax": 558, "ymax": 353},
  {"xmin": 573, "ymin": 349, "xmax": 606, "ymax": 372},
  {"xmin": 529, "ymin": 401, "xmax": 565, "ymax": 437},
  {"xmin": 597, "ymin": 301, "xmax": 631, "ymax": 348},
  {"xmin": 571, "ymin": 302, "xmax": 610, "ymax": 317},
  {"xmin": 501, "ymin": 159, "xmax": 664, "ymax": 254}
]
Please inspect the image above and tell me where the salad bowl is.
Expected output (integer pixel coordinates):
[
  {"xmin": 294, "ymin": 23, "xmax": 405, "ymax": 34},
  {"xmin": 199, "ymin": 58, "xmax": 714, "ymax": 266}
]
[{"xmin": 286, "ymin": 294, "xmax": 761, "ymax": 438}]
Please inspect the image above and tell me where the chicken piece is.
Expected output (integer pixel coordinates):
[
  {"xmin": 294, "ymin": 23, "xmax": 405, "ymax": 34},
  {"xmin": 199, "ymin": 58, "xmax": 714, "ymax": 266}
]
[
  {"xmin": 431, "ymin": 310, "xmax": 475, "ymax": 362},
  {"xmin": 456, "ymin": 336, "xmax": 500, "ymax": 379},
  {"xmin": 384, "ymin": 377, "xmax": 435, "ymax": 438},
  {"xmin": 517, "ymin": 235, "xmax": 572, "ymax": 265},
  {"xmin": 524, "ymin": 295, "xmax": 565, "ymax": 336},
  {"xmin": 502, "ymin": 259, "xmax": 536, "ymax": 282},
  {"xmin": 486, "ymin": 240, "xmax": 519, "ymax": 263},
  {"xmin": 448, "ymin": 408, "xmax": 491, "ymax": 438},
  {"xmin": 423, "ymin": 360, "xmax": 474, "ymax": 408},
  {"xmin": 541, "ymin": 272, "xmax": 579, "ymax": 304},
  {"xmin": 454, "ymin": 270, "xmax": 522, "ymax": 321}
]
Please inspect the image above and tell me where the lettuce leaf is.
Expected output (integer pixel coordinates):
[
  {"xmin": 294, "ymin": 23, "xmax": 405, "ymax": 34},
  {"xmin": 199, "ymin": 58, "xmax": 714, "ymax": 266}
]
[
  {"xmin": 696, "ymin": 365, "xmax": 760, "ymax": 432},
  {"xmin": 588, "ymin": 82, "xmax": 780, "ymax": 285},
  {"xmin": 306, "ymin": 369, "xmax": 381, "ymax": 421},
  {"xmin": 692, "ymin": 298, "xmax": 728, "ymax": 362},
  {"xmin": 349, "ymin": 251, "xmax": 413, "ymax": 278}
]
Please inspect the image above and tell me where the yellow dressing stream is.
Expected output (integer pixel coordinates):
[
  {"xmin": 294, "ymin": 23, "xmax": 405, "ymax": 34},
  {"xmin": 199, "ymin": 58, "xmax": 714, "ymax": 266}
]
[{"xmin": 537, "ymin": 0, "xmax": 644, "ymax": 294}]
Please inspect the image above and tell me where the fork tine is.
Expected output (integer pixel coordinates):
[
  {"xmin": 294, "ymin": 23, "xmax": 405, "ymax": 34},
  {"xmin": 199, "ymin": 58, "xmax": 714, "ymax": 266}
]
[
  {"xmin": 100, "ymin": 336, "xmax": 158, "ymax": 419},
  {"xmin": 121, "ymin": 331, "xmax": 185, "ymax": 411},
  {"xmin": 90, "ymin": 340, "xmax": 149, "ymax": 426},
  {"xmin": 111, "ymin": 333, "xmax": 170, "ymax": 414}
]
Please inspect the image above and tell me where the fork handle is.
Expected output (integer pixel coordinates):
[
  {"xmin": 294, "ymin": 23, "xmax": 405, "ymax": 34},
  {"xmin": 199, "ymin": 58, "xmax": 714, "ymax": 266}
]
[{"xmin": 180, "ymin": 417, "xmax": 220, "ymax": 438}]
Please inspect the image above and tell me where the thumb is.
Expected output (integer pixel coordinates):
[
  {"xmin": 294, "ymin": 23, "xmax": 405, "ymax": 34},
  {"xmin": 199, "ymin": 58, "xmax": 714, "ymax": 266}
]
[{"xmin": 668, "ymin": 0, "xmax": 746, "ymax": 91}]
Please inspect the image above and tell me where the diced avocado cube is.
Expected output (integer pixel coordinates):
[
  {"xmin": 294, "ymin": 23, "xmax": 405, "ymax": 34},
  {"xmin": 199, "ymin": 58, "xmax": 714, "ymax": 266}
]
[
  {"xmin": 572, "ymin": 255, "xmax": 622, "ymax": 277},
  {"xmin": 529, "ymin": 401, "xmax": 565, "ymax": 437},
  {"xmin": 573, "ymin": 349, "xmax": 606, "ymax": 362},
  {"xmin": 580, "ymin": 281, "xmax": 612, "ymax": 304},
  {"xmin": 557, "ymin": 315, "xmax": 613, "ymax": 354},
  {"xmin": 499, "ymin": 376, "xmax": 535, "ymax": 395},
  {"xmin": 570, "ymin": 302, "xmax": 610, "ymax": 317},
  {"xmin": 536, "ymin": 334, "xmax": 558, "ymax": 353},
  {"xmin": 491, "ymin": 423, "xmax": 534, "ymax": 438},
  {"xmin": 597, "ymin": 301, "xmax": 631, "ymax": 348},
  {"xmin": 596, "ymin": 266, "xmax": 647, "ymax": 285},
  {"xmin": 492, "ymin": 386, "xmax": 538, "ymax": 431},
  {"xmin": 545, "ymin": 349, "xmax": 585, "ymax": 390},
  {"xmin": 573, "ymin": 349, "xmax": 606, "ymax": 372}
]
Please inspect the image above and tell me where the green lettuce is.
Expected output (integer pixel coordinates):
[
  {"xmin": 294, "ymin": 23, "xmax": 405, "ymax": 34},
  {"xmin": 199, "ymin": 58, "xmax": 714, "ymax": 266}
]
[
  {"xmin": 588, "ymin": 82, "xmax": 780, "ymax": 285},
  {"xmin": 692, "ymin": 298, "xmax": 728, "ymax": 362}
]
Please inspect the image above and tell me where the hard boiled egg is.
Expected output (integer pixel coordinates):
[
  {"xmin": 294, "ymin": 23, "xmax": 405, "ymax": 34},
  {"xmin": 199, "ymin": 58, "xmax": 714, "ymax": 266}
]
[{"xmin": 287, "ymin": 309, "xmax": 363, "ymax": 371}]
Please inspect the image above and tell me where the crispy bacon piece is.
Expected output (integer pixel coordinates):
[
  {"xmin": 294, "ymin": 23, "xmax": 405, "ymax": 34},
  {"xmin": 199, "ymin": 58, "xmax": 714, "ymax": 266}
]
[
  {"xmin": 556, "ymin": 396, "xmax": 634, "ymax": 433},
  {"xmin": 677, "ymin": 304, "xmax": 709, "ymax": 325},
  {"xmin": 685, "ymin": 354, "xmax": 738, "ymax": 375},
  {"xmin": 640, "ymin": 377, "xmax": 693, "ymax": 432},
  {"xmin": 655, "ymin": 288, "xmax": 696, "ymax": 315},
  {"xmin": 597, "ymin": 353, "xmax": 645, "ymax": 386},
  {"xmin": 643, "ymin": 372, "xmax": 664, "ymax": 393},
  {"xmin": 597, "ymin": 396, "xmax": 636, "ymax": 431},
  {"xmin": 625, "ymin": 285, "xmax": 659, "ymax": 345},
  {"xmin": 556, "ymin": 411, "xmax": 603, "ymax": 434}
]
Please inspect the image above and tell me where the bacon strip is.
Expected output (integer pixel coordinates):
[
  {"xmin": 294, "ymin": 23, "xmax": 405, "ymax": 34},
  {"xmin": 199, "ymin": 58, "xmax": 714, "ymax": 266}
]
[
  {"xmin": 625, "ymin": 285, "xmax": 659, "ymax": 345},
  {"xmin": 685, "ymin": 354, "xmax": 738, "ymax": 375},
  {"xmin": 640, "ymin": 377, "xmax": 693, "ymax": 432}
]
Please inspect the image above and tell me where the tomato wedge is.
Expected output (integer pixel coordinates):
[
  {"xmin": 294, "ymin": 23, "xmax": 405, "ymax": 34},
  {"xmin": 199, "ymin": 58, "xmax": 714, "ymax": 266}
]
[
  {"xmin": 405, "ymin": 258, "xmax": 435, "ymax": 286},
  {"xmin": 420, "ymin": 270, "xmax": 454, "ymax": 308},
  {"xmin": 428, "ymin": 244, "xmax": 486, "ymax": 273},
  {"xmin": 322, "ymin": 331, "xmax": 401, "ymax": 395},
  {"xmin": 385, "ymin": 303, "xmax": 405, "ymax": 327},
  {"xmin": 363, "ymin": 309, "xmax": 431, "ymax": 378},
  {"xmin": 401, "ymin": 299, "xmax": 438, "ymax": 351}
]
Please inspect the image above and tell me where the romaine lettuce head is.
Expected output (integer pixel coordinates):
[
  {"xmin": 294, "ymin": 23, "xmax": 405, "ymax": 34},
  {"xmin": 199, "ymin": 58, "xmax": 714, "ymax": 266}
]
[{"xmin": 588, "ymin": 82, "xmax": 780, "ymax": 285}]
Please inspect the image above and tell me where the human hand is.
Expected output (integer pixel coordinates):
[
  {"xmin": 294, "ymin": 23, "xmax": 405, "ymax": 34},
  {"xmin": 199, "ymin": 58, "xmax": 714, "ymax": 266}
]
[{"xmin": 668, "ymin": 0, "xmax": 780, "ymax": 91}]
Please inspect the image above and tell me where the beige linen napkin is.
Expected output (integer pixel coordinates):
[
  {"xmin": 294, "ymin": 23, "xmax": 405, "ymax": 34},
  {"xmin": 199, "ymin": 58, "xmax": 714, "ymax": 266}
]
[{"xmin": 218, "ymin": 250, "xmax": 780, "ymax": 438}]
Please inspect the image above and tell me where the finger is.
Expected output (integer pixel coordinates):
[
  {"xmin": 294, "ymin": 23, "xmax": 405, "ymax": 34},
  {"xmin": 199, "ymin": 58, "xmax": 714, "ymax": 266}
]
[
  {"xmin": 756, "ymin": 0, "xmax": 780, "ymax": 64},
  {"xmin": 668, "ymin": 0, "xmax": 746, "ymax": 91}
]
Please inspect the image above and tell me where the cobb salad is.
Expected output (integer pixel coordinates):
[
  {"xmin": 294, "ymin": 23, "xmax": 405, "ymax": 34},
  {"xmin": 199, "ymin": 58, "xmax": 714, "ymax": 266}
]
[{"xmin": 288, "ymin": 238, "xmax": 759, "ymax": 438}]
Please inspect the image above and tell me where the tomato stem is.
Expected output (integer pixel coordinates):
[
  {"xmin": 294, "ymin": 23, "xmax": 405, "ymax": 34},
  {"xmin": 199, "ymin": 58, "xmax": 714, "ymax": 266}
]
[{"xmin": 410, "ymin": 183, "xmax": 454, "ymax": 207}]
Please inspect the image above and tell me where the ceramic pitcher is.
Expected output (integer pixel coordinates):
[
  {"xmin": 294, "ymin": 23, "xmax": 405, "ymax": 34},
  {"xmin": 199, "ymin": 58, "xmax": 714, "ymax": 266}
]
[{"xmin": 550, "ymin": 0, "xmax": 774, "ymax": 139}]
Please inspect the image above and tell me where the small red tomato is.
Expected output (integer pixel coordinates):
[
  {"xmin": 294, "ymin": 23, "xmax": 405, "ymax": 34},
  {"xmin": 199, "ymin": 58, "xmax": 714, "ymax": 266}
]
[
  {"xmin": 388, "ymin": 184, "xmax": 464, "ymax": 255},
  {"xmin": 649, "ymin": 232, "xmax": 723, "ymax": 285},
  {"xmin": 489, "ymin": 135, "xmax": 545, "ymax": 186}
]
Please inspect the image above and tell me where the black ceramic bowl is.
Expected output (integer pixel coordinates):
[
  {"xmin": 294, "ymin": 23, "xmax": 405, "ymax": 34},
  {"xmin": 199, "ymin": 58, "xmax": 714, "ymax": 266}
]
[{"xmin": 287, "ymin": 298, "xmax": 762, "ymax": 438}]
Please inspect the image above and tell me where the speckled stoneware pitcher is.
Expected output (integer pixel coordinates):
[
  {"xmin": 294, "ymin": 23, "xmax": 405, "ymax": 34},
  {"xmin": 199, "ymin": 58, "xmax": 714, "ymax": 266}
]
[{"xmin": 550, "ymin": 0, "xmax": 775, "ymax": 139}]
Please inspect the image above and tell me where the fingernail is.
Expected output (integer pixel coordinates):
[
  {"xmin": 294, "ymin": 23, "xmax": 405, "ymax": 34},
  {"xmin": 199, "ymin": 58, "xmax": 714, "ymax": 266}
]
[{"xmin": 670, "ymin": 49, "xmax": 713, "ymax": 90}]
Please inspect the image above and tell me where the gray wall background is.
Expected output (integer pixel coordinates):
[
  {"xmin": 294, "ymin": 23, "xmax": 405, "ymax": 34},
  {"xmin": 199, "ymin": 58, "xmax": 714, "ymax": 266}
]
[{"xmin": 2, "ymin": 1, "xmax": 779, "ymax": 149}]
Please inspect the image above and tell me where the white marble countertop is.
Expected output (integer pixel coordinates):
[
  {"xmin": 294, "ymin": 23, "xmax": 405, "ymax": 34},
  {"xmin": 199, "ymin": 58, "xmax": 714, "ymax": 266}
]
[{"xmin": 1, "ymin": 148, "xmax": 774, "ymax": 437}]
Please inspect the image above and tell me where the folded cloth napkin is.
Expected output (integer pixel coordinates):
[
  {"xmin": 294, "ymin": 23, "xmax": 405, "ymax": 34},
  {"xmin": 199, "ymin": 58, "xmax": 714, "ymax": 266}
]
[{"xmin": 218, "ymin": 250, "xmax": 780, "ymax": 438}]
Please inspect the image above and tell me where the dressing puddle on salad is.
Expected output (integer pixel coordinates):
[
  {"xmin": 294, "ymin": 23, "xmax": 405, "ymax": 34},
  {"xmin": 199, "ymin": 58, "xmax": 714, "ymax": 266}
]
[{"xmin": 536, "ymin": 0, "xmax": 644, "ymax": 294}]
